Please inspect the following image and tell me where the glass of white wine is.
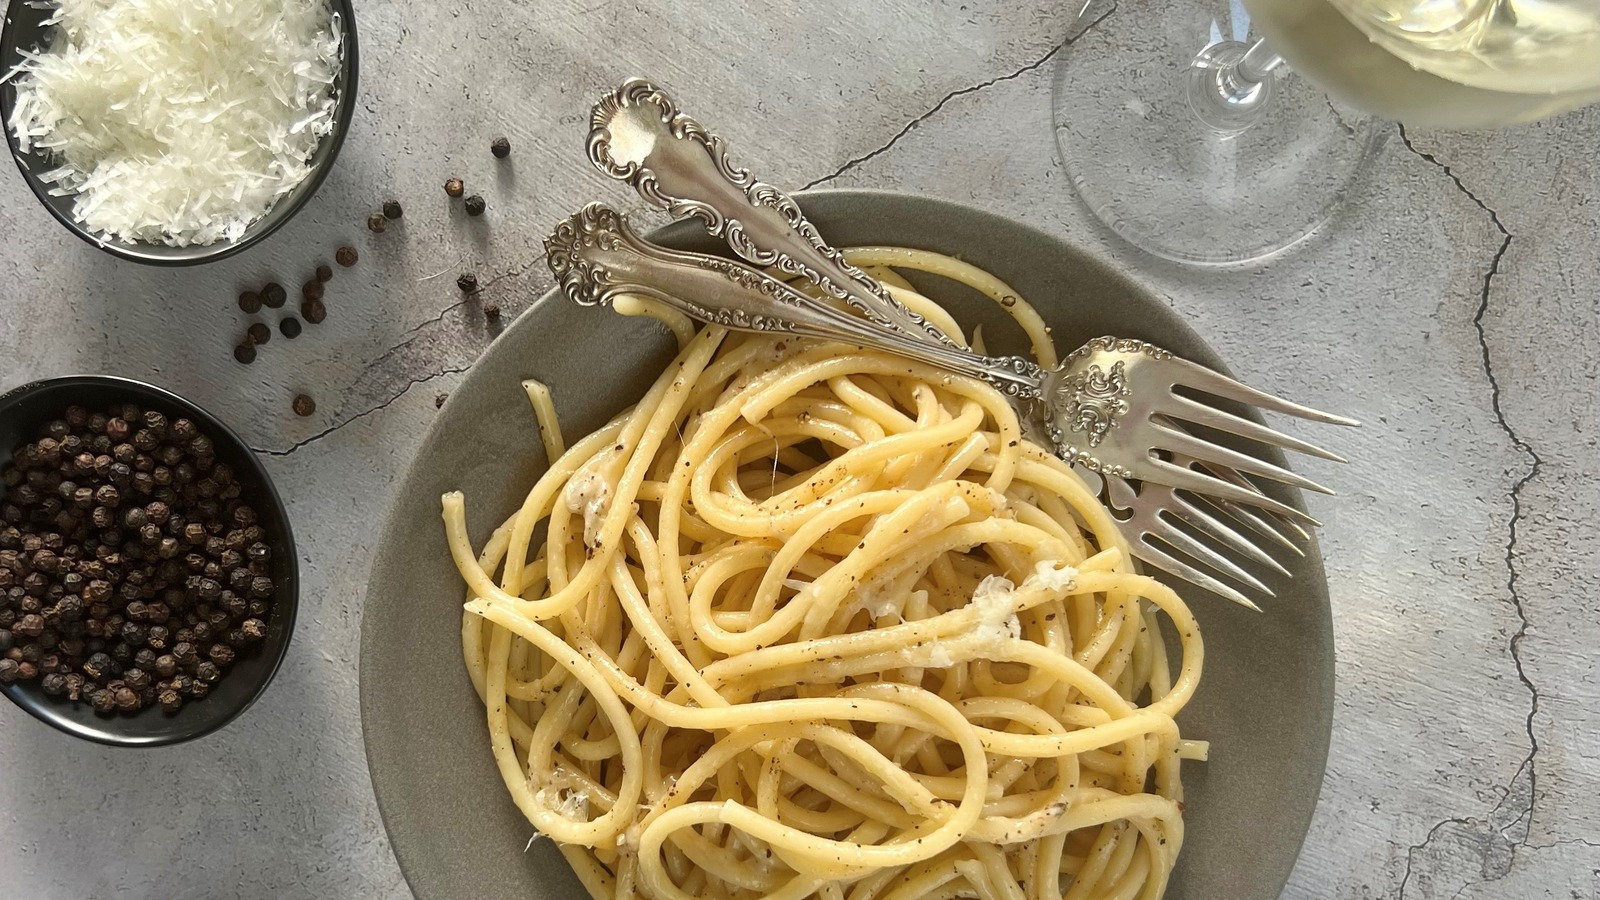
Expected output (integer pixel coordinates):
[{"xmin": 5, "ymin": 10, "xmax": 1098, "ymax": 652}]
[{"xmin": 1055, "ymin": 0, "xmax": 1600, "ymax": 266}]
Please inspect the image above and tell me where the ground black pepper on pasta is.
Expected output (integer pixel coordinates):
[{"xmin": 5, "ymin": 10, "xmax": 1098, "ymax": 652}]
[
  {"xmin": 446, "ymin": 247, "xmax": 1205, "ymax": 899},
  {"xmin": 0, "ymin": 404, "xmax": 275, "ymax": 713}
]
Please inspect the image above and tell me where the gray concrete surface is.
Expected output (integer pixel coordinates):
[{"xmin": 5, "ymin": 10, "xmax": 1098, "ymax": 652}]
[{"xmin": 2, "ymin": 1, "xmax": 1596, "ymax": 897}]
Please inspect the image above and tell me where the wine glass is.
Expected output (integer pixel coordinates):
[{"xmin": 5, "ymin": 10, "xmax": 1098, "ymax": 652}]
[{"xmin": 1054, "ymin": 0, "xmax": 1600, "ymax": 267}]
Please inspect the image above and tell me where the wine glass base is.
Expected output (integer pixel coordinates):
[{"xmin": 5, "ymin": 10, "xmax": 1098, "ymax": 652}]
[{"xmin": 1054, "ymin": 7, "xmax": 1383, "ymax": 267}]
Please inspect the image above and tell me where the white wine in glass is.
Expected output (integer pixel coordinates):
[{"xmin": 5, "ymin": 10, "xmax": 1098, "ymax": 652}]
[
  {"xmin": 1054, "ymin": 0, "xmax": 1599, "ymax": 266},
  {"xmin": 1250, "ymin": 0, "xmax": 1600, "ymax": 128}
]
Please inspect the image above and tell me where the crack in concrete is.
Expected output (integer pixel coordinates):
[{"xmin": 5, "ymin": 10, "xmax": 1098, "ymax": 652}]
[
  {"xmin": 358, "ymin": 300, "xmax": 472, "ymax": 381},
  {"xmin": 1401, "ymin": 816, "xmax": 1474, "ymax": 899},
  {"xmin": 251, "ymin": 366, "xmax": 471, "ymax": 458},
  {"xmin": 800, "ymin": 4, "xmax": 1116, "ymax": 191},
  {"xmin": 355, "ymin": 259, "xmax": 544, "ymax": 383},
  {"xmin": 1396, "ymin": 125, "xmax": 1543, "ymax": 898}
]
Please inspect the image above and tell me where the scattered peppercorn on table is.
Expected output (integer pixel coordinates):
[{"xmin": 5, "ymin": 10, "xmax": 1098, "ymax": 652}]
[{"xmin": 1, "ymin": 1, "xmax": 1598, "ymax": 897}]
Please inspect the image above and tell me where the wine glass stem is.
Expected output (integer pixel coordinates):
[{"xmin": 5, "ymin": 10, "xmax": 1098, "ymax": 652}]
[
  {"xmin": 1237, "ymin": 38, "xmax": 1287, "ymax": 83},
  {"xmin": 1187, "ymin": 37, "xmax": 1290, "ymax": 132}
]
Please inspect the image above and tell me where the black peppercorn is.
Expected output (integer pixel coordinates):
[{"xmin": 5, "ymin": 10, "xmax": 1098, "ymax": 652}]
[
  {"xmin": 153, "ymin": 654, "xmax": 177, "ymax": 677},
  {"xmin": 190, "ymin": 435, "xmax": 213, "ymax": 458},
  {"xmin": 233, "ymin": 342, "xmax": 257, "ymax": 364},
  {"xmin": 195, "ymin": 661, "xmax": 221, "ymax": 684},
  {"xmin": 315, "ymin": 263, "xmax": 333, "ymax": 283},
  {"xmin": 124, "ymin": 667, "xmax": 151, "ymax": 691},
  {"xmin": 208, "ymin": 644, "xmax": 236, "ymax": 667},
  {"xmin": 484, "ymin": 302, "xmax": 502, "ymax": 321},
  {"xmin": 146, "ymin": 625, "xmax": 169, "ymax": 651},
  {"xmin": 133, "ymin": 647, "xmax": 157, "ymax": 670},
  {"xmin": 301, "ymin": 299, "xmax": 327, "ymax": 324},
  {"xmin": 464, "ymin": 194, "xmax": 486, "ymax": 216},
  {"xmin": 335, "ymin": 245, "xmax": 358, "ymax": 267},
  {"xmin": 91, "ymin": 688, "xmax": 116, "ymax": 712},
  {"xmin": 249, "ymin": 576, "xmax": 275, "ymax": 599},
  {"xmin": 367, "ymin": 212, "xmax": 388, "ymax": 233},
  {"xmin": 238, "ymin": 290, "xmax": 262, "ymax": 314},
  {"xmin": 444, "ymin": 177, "xmax": 464, "ymax": 198},
  {"xmin": 261, "ymin": 284, "xmax": 287, "ymax": 309},
  {"xmin": 172, "ymin": 641, "xmax": 197, "ymax": 666},
  {"xmin": 383, "ymin": 199, "xmax": 403, "ymax": 219},
  {"xmin": 491, "ymin": 135, "xmax": 511, "ymax": 158},
  {"xmin": 113, "ymin": 686, "xmax": 140, "ymax": 712},
  {"xmin": 82, "ymin": 651, "xmax": 114, "ymax": 682},
  {"xmin": 247, "ymin": 322, "xmax": 271, "ymax": 345},
  {"xmin": 158, "ymin": 688, "xmax": 182, "ymax": 713},
  {"xmin": 0, "ymin": 658, "xmax": 19, "ymax": 683},
  {"xmin": 280, "ymin": 317, "xmax": 303, "ymax": 339},
  {"xmin": 302, "ymin": 278, "xmax": 324, "ymax": 302},
  {"xmin": 456, "ymin": 273, "xmax": 478, "ymax": 293},
  {"xmin": 292, "ymin": 395, "xmax": 315, "ymax": 418},
  {"xmin": 240, "ymin": 618, "xmax": 267, "ymax": 642}
]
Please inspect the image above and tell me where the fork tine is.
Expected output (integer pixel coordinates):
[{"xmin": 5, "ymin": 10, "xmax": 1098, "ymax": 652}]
[
  {"xmin": 1157, "ymin": 424, "xmax": 1337, "ymax": 495},
  {"xmin": 1127, "ymin": 531, "xmax": 1264, "ymax": 611},
  {"xmin": 1167, "ymin": 357, "xmax": 1362, "ymax": 426},
  {"xmin": 1146, "ymin": 457, "xmax": 1323, "ymax": 526},
  {"xmin": 1162, "ymin": 395, "xmax": 1348, "ymax": 462},
  {"xmin": 1145, "ymin": 514, "xmax": 1275, "ymax": 595},
  {"xmin": 1169, "ymin": 493, "xmax": 1291, "ymax": 575},
  {"xmin": 1208, "ymin": 494, "xmax": 1309, "ymax": 555},
  {"xmin": 1184, "ymin": 456, "xmax": 1311, "ymax": 550}
]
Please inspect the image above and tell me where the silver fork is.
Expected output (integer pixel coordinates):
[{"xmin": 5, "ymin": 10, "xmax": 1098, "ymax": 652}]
[
  {"xmin": 585, "ymin": 79, "xmax": 1353, "ymax": 512},
  {"xmin": 546, "ymin": 204, "xmax": 1353, "ymax": 607}
]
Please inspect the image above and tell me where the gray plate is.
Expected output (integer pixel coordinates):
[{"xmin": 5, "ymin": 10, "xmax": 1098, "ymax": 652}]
[{"xmin": 359, "ymin": 190, "xmax": 1333, "ymax": 900}]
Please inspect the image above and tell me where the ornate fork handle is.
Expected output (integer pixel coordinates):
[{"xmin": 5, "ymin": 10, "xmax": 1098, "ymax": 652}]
[
  {"xmin": 587, "ymin": 77, "xmax": 958, "ymax": 348},
  {"xmin": 545, "ymin": 204, "xmax": 1044, "ymax": 397}
]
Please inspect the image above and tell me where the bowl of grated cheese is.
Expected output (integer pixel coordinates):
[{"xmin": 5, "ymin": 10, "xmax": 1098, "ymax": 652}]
[{"xmin": 0, "ymin": 0, "xmax": 359, "ymax": 266}]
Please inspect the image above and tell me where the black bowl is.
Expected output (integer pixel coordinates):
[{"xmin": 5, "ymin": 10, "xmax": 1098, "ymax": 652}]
[
  {"xmin": 0, "ymin": 0, "xmax": 360, "ymax": 266},
  {"xmin": 0, "ymin": 376, "xmax": 298, "ymax": 745}
]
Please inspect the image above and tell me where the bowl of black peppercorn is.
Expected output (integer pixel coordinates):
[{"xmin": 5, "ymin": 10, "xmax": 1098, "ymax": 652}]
[{"xmin": 0, "ymin": 376, "xmax": 298, "ymax": 746}]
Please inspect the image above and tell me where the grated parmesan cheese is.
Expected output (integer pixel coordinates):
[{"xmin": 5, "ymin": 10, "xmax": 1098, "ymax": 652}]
[
  {"xmin": 970, "ymin": 574, "xmax": 1023, "ymax": 643},
  {"xmin": 5, "ymin": 0, "xmax": 342, "ymax": 246},
  {"xmin": 1030, "ymin": 560, "xmax": 1077, "ymax": 591},
  {"xmin": 563, "ymin": 468, "xmax": 612, "ymax": 548}
]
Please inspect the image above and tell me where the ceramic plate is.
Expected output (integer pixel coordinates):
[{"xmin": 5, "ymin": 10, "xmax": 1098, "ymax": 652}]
[{"xmin": 360, "ymin": 190, "xmax": 1333, "ymax": 899}]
